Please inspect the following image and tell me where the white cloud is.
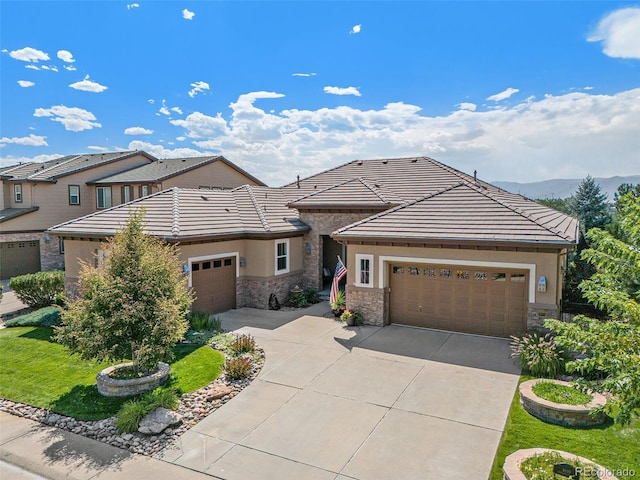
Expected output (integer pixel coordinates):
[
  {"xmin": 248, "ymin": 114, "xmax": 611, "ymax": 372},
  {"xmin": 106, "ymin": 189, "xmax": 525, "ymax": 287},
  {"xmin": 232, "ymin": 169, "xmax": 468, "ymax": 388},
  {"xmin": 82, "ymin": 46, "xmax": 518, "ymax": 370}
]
[
  {"xmin": 176, "ymin": 136, "xmax": 186, "ymax": 141},
  {"xmin": 188, "ymin": 80, "xmax": 210, "ymax": 98},
  {"xmin": 584, "ymin": 86, "xmax": 594, "ymax": 91},
  {"xmin": 128, "ymin": 140, "xmax": 205, "ymax": 159},
  {"xmin": 69, "ymin": 75, "xmax": 108, "ymax": 93},
  {"xmin": 487, "ymin": 87, "xmax": 519, "ymax": 102},
  {"xmin": 292, "ymin": 72, "xmax": 317, "ymax": 77},
  {"xmin": 41, "ymin": 65, "xmax": 59, "ymax": 72},
  {"xmin": 458, "ymin": 102, "xmax": 477, "ymax": 111},
  {"xmin": 57, "ymin": 50, "xmax": 75, "ymax": 63},
  {"xmin": 182, "ymin": 8, "xmax": 195, "ymax": 20},
  {"xmin": 350, "ymin": 24, "xmax": 361, "ymax": 34},
  {"xmin": 17, "ymin": 80, "xmax": 35, "ymax": 88},
  {"xmin": 0, "ymin": 153, "xmax": 61, "ymax": 168},
  {"xmin": 127, "ymin": 3, "xmax": 140, "ymax": 9},
  {"xmin": 33, "ymin": 105, "xmax": 101, "ymax": 131},
  {"xmin": 25, "ymin": 65, "xmax": 40, "ymax": 71},
  {"xmin": 9, "ymin": 47, "xmax": 49, "ymax": 62},
  {"xmin": 87, "ymin": 145, "xmax": 109, "ymax": 151},
  {"xmin": 588, "ymin": 7, "xmax": 640, "ymax": 59},
  {"xmin": 171, "ymin": 107, "xmax": 183, "ymax": 114},
  {"xmin": 160, "ymin": 87, "xmax": 640, "ymax": 186},
  {"xmin": 63, "ymin": 65, "xmax": 77, "ymax": 71},
  {"xmin": 148, "ymin": 99, "xmax": 155, "ymax": 104},
  {"xmin": 124, "ymin": 127, "xmax": 153, "ymax": 135},
  {"xmin": 324, "ymin": 86, "xmax": 361, "ymax": 96},
  {"xmin": 159, "ymin": 99, "xmax": 170, "ymax": 115},
  {"xmin": 0, "ymin": 134, "xmax": 48, "ymax": 147}
]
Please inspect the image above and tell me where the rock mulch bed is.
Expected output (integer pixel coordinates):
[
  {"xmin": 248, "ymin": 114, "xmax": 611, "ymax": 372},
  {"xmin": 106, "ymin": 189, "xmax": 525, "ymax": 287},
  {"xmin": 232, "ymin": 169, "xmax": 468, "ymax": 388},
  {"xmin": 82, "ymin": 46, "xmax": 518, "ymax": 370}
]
[{"xmin": 0, "ymin": 345, "xmax": 264, "ymax": 458}]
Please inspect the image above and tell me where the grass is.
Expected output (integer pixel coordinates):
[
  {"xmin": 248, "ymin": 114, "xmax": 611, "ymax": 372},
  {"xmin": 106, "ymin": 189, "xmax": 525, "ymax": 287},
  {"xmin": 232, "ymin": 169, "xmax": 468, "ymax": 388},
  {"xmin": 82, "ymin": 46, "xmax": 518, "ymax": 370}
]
[
  {"xmin": 490, "ymin": 376, "xmax": 640, "ymax": 480},
  {"xmin": 4, "ymin": 306, "xmax": 61, "ymax": 327},
  {"xmin": 0, "ymin": 326, "xmax": 224, "ymax": 420},
  {"xmin": 532, "ymin": 381, "xmax": 593, "ymax": 405}
]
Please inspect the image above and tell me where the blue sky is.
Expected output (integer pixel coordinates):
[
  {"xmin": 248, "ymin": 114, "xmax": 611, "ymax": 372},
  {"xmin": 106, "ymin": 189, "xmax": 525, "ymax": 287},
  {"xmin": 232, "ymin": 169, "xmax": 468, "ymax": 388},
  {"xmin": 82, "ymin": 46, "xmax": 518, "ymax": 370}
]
[{"xmin": 1, "ymin": 1, "xmax": 639, "ymax": 186}]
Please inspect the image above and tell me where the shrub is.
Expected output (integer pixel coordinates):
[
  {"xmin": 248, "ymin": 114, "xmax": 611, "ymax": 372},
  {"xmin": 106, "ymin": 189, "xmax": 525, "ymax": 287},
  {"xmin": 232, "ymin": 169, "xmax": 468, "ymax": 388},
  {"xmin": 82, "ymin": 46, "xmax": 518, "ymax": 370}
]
[
  {"xmin": 4, "ymin": 306, "xmax": 61, "ymax": 327},
  {"xmin": 230, "ymin": 334, "xmax": 256, "ymax": 355},
  {"xmin": 304, "ymin": 287, "xmax": 320, "ymax": 304},
  {"xmin": 290, "ymin": 290, "xmax": 308, "ymax": 308},
  {"xmin": 510, "ymin": 332, "xmax": 566, "ymax": 378},
  {"xmin": 209, "ymin": 332, "xmax": 235, "ymax": 354},
  {"xmin": 340, "ymin": 309, "xmax": 363, "ymax": 325},
  {"xmin": 189, "ymin": 311, "xmax": 222, "ymax": 332},
  {"xmin": 115, "ymin": 387, "xmax": 179, "ymax": 433},
  {"xmin": 9, "ymin": 271, "xmax": 64, "ymax": 308},
  {"xmin": 331, "ymin": 290, "xmax": 346, "ymax": 315},
  {"xmin": 225, "ymin": 356, "xmax": 253, "ymax": 380}
]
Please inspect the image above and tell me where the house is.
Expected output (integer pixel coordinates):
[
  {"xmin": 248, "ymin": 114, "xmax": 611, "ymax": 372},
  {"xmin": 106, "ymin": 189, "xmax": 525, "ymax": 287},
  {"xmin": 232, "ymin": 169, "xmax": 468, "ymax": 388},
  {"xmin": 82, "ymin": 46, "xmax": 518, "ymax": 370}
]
[
  {"xmin": 49, "ymin": 156, "xmax": 578, "ymax": 338},
  {"xmin": 0, "ymin": 152, "xmax": 264, "ymax": 280}
]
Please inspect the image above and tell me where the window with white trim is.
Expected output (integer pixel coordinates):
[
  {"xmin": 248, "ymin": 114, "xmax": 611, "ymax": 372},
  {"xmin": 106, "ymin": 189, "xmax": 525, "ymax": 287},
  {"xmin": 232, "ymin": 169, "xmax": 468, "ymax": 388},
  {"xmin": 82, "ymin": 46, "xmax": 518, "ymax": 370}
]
[
  {"xmin": 275, "ymin": 239, "xmax": 289, "ymax": 274},
  {"xmin": 59, "ymin": 238, "xmax": 65, "ymax": 254},
  {"xmin": 69, "ymin": 185, "xmax": 80, "ymax": 205},
  {"xmin": 14, "ymin": 184, "xmax": 22, "ymax": 203},
  {"xmin": 96, "ymin": 187, "xmax": 112, "ymax": 209},
  {"xmin": 122, "ymin": 185, "xmax": 132, "ymax": 203},
  {"xmin": 139, "ymin": 185, "xmax": 150, "ymax": 197},
  {"xmin": 355, "ymin": 254, "xmax": 374, "ymax": 287}
]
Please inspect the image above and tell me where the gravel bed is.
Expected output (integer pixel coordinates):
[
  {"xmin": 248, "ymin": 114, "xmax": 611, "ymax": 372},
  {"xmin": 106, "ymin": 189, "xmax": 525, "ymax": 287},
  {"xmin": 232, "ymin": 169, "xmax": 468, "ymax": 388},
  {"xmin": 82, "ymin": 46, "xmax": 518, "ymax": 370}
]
[{"xmin": 0, "ymin": 346, "xmax": 265, "ymax": 458}]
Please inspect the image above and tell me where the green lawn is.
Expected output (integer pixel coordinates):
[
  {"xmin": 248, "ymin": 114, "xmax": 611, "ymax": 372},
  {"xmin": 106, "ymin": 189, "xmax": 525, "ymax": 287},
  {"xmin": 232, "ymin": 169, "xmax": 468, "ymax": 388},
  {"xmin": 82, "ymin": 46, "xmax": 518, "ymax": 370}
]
[
  {"xmin": 0, "ymin": 326, "xmax": 225, "ymax": 420},
  {"xmin": 490, "ymin": 376, "xmax": 640, "ymax": 480}
]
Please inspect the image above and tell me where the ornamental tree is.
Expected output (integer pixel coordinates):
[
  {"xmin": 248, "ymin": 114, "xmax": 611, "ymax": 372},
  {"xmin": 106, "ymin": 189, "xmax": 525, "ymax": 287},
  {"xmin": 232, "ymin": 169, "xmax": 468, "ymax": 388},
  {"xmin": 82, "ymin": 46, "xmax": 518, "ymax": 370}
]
[
  {"xmin": 546, "ymin": 192, "xmax": 640, "ymax": 424},
  {"xmin": 55, "ymin": 209, "xmax": 192, "ymax": 374}
]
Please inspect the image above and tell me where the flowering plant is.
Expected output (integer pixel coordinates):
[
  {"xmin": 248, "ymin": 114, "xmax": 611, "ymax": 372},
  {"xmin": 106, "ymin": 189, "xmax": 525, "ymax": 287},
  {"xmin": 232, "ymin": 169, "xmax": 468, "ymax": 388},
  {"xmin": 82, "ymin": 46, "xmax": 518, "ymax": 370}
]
[{"xmin": 340, "ymin": 309, "xmax": 363, "ymax": 325}]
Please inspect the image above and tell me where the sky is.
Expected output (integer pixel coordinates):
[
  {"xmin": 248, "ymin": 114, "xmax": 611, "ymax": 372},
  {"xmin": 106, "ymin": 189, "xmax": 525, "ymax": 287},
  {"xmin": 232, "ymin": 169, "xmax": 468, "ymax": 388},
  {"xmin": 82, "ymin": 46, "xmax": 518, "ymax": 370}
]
[{"xmin": 1, "ymin": 1, "xmax": 639, "ymax": 187}]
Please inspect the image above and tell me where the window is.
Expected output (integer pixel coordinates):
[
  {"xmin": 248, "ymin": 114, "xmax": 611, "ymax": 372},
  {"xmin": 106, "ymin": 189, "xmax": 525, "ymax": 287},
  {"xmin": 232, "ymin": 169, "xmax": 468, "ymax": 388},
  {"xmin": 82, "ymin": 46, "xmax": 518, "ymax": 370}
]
[
  {"xmin": 139, "ymin": 185, "xmax": 150, "ymax": 197},
  {"xmin": 275, "ymin": 239, "xmax": 289, "ymax": 274},
  {"xmin": 213, "ymin": 260, "xmax": 222, "ymax": 268},
  {"xmin": 59, "ymin": 238, "xmax": 65, "ymax": 254},
  {"xmin": 122, "ymin": 185, "xmax": 132, "ymax": 203},
  {"xmin": 14, "ymin": 184, "xmax": 22, "ymax": 203},
  {"xmin": 96, "ymin": 187, "xmax": 112, "ymax": 209},
  {"xmin": 392, "ymin": 266, "xmax": 404, "ymax": 274},
  {"xmin": 355, "ymin": 254, "xmax": 373, "ymax": 287},
  {"xmin": 68, "ymin": 185, "xmax": 80, "ymax": 205},
  {"xmin": 511, "ymin": 273, "xmax": 526, "ymax": 283},
  {"xmin": 440, "ymin": 269, "xmax": 452, "ymax": 278},
  {"xmin": 474, "ymin": 271, "xmax": 488, "ymax": 280},
  {"xmin": 424, "ymin": 268, "xmax": 436, "ymax": 277},
  {"xmin": 191, "ymin": 263, "xmax": 200, "ymax": 271}
]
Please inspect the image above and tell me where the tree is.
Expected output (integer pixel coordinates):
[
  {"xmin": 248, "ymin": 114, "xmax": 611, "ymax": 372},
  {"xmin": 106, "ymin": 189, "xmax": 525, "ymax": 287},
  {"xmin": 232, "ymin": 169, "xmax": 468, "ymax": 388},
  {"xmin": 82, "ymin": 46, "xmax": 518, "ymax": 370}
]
[
  {"xmin": 55, "ymin": 209, "xmax": 192, "ymax": 373},
  {"xmin": 536, "ymin": 197, "xmax": 572, "ymax": 215},
  {"xmin": 570, "ymin": 175, "xmax": 612, "ymax": 234},
  {"xmin": 546, "ymin": 193, "xmax": 640, "ymax": 424}
]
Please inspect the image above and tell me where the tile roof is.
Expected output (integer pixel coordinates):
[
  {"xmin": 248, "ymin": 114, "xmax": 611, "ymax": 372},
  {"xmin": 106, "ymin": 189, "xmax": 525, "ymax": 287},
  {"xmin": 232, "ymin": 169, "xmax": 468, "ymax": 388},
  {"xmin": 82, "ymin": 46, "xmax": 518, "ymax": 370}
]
[
  {"xmin": 0, "ymin": 151, "xmax": 156, "ymax": 182},
  {"xmin": 48, "ymin": 187, "xmax": 308, "ymax": 240},
  {"xmin": 287, "ymin": 177, "xmax": 403, "ymax": 208},
  {"xmin": 333, "ymin": 182, "xmax": 579, "ymax": 245},
  {"xmin": 0, "ymin": 207, "xmax": 40, "ymax": 223},
  {"xmin": 282, "ymin": 156, "xmax": 490, "ymax": 203},
  {"xmin": 89, "ymin": 156, "xmax": 266, "ymax": 186}
]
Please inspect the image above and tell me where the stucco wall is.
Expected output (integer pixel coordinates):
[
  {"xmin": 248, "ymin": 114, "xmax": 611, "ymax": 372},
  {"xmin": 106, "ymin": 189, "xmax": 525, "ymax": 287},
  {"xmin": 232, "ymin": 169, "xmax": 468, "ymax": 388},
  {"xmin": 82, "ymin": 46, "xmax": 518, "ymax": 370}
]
[{"xmin": 161, "ymin": 160, "xmax": 262, "ymax": 190}]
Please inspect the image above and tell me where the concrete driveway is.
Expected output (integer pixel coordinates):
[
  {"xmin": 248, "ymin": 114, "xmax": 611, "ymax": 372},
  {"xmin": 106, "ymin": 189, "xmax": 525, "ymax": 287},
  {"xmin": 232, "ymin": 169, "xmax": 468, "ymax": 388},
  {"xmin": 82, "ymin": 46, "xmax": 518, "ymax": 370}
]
[{"xmin": 160, "ymin": 304, "xmax": 521, "ymax": 480}]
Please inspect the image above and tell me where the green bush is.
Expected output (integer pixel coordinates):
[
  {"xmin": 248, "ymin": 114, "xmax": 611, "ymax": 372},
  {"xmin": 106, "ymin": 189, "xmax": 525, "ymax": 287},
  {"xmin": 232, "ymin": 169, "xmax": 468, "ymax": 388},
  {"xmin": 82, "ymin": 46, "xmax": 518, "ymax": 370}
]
[
  {"xmin": 115, "ymin": 387, "xmax": 179, "ymax": 433},
  {"xmin": 303, "ymin": 288, "xmax": 320, "ymax": 304},
  {"xmin": 4, "ymin": 306, "xmax": 61, "ymax": 327},
  {"xmin": 9, "ymin": 271, "xmax": 64, "ymax": 308},
  {"xmin": 510, "ymin": 332, "xmax": 566, "ymax": 378},
  {"xmin": 290, "ymin": 290, "xmax": 308, "ymax": 308},
  {"xmin": 230, "ymin": 334, "xmax": 256, "ymax": 355},
  {"xmin": 225, "ymin": 356, "xmax": 253, "ymax": 380},
  {"xmin": 189, "ymin": 311, "xmax": 222, "ymax": 332}
]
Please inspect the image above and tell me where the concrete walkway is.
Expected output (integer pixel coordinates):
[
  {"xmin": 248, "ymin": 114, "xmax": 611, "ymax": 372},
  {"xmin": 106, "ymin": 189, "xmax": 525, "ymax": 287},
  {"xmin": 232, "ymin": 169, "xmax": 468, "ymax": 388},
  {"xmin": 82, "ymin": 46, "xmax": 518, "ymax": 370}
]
[{"xmin": 0, "ymin": 303, "xmax": 521, "ymax": 479}]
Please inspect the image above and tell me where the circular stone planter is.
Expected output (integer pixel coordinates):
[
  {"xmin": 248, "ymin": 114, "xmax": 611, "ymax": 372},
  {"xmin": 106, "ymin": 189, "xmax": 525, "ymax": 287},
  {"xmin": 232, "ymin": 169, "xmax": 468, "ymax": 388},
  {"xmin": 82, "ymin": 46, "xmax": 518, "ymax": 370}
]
[
  {"xmin": 504, "ymin": 448, "xmax": 619, "ymax": 480},
  {"xmin": 519, "ymin": 379, "xmax": 607, "ymax": 427},
  {"xmin": 97, "ymin": 362, "xmax": 170, "ymax": 397}
]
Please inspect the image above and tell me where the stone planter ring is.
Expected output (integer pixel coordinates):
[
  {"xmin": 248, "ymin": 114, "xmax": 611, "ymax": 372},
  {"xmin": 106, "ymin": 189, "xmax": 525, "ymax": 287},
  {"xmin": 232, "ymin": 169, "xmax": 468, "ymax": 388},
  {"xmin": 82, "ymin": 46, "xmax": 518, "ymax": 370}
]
[{"xmin": 97, "ymin": 362, "xmax": 170, "ymax": 397}]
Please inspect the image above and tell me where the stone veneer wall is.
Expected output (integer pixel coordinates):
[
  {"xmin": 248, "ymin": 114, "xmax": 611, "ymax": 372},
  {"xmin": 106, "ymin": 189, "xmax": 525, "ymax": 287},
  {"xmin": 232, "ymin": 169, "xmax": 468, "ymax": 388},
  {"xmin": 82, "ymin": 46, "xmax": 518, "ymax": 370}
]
[
  {"xmin": 0, "ymin": 231, "xmax": 64, "ymax": 273},
  {"xmin": 237, "ymin": 271, "xmax": 304, "ymax": 309},
  {"xmin": 527, "ymin": 303, "xmax": 559, "ymax": 330},
  {"xmin": 298, "ymin": 211, "xmax": 378, "ymax": 290},
  {"xmin": 346, "ymin": 286, "xmax": 388, "ymax": 326}
]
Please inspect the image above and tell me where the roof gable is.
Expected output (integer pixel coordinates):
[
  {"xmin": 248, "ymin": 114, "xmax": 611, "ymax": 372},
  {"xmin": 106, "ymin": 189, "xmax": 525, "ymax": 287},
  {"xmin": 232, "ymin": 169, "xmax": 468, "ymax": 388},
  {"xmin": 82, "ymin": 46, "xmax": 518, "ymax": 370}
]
[{"xmin": 287, "ymin": 177, "xmax": 403, "ymax": 208}]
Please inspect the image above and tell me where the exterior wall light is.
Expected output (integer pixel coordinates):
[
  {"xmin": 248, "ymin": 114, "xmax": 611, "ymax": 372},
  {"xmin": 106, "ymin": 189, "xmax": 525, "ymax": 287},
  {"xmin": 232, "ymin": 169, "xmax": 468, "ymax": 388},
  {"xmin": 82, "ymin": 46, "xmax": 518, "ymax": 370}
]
[
  {"xmin": 239, "ymin": 257, "xmax": 246, "ymax": 267},
  {"xmin": 305, "ymin": 242, "xmax": 312, "ymax": 254},
  {"xmin": 182, "ymin": 264, "xmax": 190, "ymax": 274}
]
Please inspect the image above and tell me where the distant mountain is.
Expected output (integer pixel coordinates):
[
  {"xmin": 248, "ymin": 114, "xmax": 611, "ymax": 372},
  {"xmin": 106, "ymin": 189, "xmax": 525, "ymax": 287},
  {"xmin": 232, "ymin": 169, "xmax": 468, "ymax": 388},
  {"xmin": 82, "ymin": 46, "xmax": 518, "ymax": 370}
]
[{"xmin": 492, "ymin": 175, "xmax": 640, "ymax": 201}]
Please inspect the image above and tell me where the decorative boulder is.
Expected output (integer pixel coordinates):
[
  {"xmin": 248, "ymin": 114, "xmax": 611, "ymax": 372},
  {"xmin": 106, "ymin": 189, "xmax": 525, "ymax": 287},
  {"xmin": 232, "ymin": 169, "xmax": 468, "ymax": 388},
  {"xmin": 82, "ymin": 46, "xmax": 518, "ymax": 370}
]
[{"xmin": 138, "ymin": 407, "xmax": 182, "ymax": 435}]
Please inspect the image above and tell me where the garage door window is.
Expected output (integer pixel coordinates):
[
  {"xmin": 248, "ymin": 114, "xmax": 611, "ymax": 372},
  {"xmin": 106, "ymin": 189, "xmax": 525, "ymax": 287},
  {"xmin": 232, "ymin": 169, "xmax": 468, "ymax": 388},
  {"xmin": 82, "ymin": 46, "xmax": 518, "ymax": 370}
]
[
  {"xmin": 275, "ymin": 239, "xmax": 289, "ymax": 274},
  {"xmin": 475, "ymin": 271, "xmax": 488, "ymax": 280},
  {"xmin": 511, "ymin": 273, "xmax": 526, "ymax": 283},
  {"xmin": 440, "ymin": 268, "xmax": 452, "ymax": 278},
  {"xmin": 424, "ymin": 268, "xmax": 436, "ymax": 277}
]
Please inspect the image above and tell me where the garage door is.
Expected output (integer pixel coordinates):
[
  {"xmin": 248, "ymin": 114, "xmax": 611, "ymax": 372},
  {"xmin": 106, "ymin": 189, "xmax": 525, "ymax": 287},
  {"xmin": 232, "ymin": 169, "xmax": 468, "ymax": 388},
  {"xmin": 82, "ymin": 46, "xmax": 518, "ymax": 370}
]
[
  {"xmin": 389, "ymin": 263, "xmax": 527, "ymax": 337},
  {"xmin": 0, "ymin": 241, "xmax": 41, "ymax": 280},
  {"xmin": 191, "ymin": 257, "xmax": 236, "ymax": 313}
]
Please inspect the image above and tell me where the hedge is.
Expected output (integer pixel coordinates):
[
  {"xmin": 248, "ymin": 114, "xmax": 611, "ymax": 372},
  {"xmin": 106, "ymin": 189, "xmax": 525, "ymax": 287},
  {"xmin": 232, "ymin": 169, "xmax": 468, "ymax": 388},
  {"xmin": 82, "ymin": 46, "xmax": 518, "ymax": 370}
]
[{"xmin": 8, "ymin": 271, "xmax": 65, "ymax": 308}]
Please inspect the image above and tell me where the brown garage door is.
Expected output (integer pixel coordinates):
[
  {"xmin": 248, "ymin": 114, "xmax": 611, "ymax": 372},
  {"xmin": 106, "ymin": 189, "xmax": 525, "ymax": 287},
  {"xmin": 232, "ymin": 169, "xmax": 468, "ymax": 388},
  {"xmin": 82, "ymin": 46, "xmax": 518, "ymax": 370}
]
[
  {"xmin": 191, "ymin": 257, "xmax": 236, "ymax": 314},
  {"xmin": 389, "ymin": 263, "xmax": 527, "ymax": 337},
  {"xmin": 0, "ymin": 241, "xmax": 41, "ymax": 280}
]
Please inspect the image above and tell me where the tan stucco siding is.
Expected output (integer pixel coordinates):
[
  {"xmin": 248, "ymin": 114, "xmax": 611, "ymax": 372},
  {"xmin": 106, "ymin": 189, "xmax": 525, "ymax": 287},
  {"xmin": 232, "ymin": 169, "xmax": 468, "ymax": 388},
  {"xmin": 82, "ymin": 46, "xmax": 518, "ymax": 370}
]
[
  {"xmin": 161, "ymin": 161, "xmax": 262, "ymax": 190},
  {"xmin": 345, "ymin": 244, "xmax": 561, "ymax": 306},
  {"xmin": 2, "ymin": 154, "xmax": 152, "ymax": 232}
]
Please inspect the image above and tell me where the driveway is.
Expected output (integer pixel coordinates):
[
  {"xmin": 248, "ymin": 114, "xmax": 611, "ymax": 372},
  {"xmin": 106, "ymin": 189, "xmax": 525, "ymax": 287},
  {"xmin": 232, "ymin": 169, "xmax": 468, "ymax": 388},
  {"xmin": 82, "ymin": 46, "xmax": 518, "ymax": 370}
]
[{"xmin": 160, "ymin": 304, "xmax": 521, "ymax": 480}]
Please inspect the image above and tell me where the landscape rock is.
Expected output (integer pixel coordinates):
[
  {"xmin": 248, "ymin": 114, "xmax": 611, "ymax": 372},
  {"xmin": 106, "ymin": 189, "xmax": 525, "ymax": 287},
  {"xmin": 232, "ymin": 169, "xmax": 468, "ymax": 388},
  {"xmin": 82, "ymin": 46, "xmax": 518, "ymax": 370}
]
[
  {"xmin": 205, "ymin": 385, "xmax": 233, "ymax": 401},
  {"xmin": 138, "ymin": 407, "xmax": 182, "ymax": 435}
]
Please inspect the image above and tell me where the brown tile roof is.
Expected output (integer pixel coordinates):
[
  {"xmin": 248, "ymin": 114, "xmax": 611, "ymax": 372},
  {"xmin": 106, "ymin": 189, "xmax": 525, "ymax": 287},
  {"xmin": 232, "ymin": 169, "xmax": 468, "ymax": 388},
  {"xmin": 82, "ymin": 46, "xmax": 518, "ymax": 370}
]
[
  {"xmin": 0, "ymin": 207, "xmax": 39, "ymax": 223},
  {"xmin": 48, "ymin": 187, "xmax": 308, "ymax": 240},
  {"xmin": 333, "ymin": 182, "xmax": 579, "ymax": 245},
  {"xmin": 287, "ymin": 177, "xmax": 403, "ymax": 209},
  {"xmin": 89, "ymin": 156, "xmax": 266, "ymax": 186},
  {"xmin": 0, "ymin": 151, "xmax": 157, "ymax": 182}
]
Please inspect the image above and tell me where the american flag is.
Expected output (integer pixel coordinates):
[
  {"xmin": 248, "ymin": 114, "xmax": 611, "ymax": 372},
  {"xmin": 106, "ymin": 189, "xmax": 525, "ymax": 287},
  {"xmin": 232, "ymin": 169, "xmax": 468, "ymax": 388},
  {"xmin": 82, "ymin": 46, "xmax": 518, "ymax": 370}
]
[{"xmin": 330, "ymin": 256, "xmax": 347, "ymax": 304}]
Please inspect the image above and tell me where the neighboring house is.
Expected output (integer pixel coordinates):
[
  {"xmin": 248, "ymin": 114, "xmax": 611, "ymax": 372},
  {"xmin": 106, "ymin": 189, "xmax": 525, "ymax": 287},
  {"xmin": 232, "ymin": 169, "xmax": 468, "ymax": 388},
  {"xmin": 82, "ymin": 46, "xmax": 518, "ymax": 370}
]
[
  {"xmin": 0, "ymin": 152, "xmax": 265, "ymax": 280},
  {"xmin": 50, "ymin": 156, "xmax": 578, "ymax": 338}
]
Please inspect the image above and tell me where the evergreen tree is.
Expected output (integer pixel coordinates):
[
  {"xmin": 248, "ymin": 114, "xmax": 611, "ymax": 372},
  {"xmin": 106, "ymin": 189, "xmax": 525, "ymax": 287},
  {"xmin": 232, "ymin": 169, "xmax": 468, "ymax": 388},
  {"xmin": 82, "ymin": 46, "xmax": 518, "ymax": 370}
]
[
  {"xmin": 570, "ymin": 175, "xmax": 612, "ymax": 235},
  {"xmin": 55, "ymin": 209, "xmax": 192, "ymax": 373}
]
